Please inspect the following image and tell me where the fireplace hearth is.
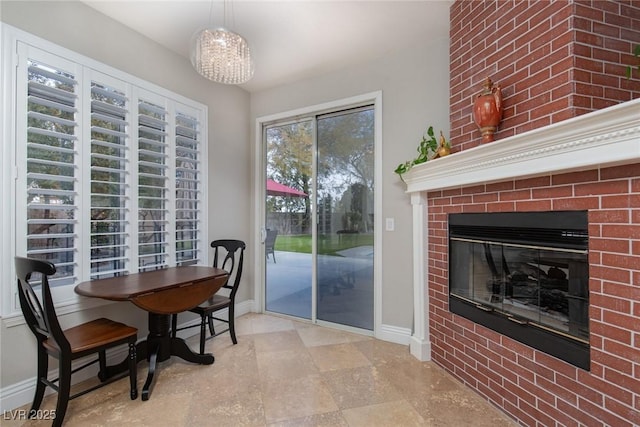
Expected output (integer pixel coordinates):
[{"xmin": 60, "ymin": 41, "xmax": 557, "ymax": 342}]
[{"xmin": 448, "ymin": 211, "xmax": 590, "ymax": 369}]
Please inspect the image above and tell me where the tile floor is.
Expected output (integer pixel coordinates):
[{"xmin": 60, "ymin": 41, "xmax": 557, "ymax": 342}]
[{"xmin": 6, "ymin": 313, "xmax": 517, "ymax": 426}]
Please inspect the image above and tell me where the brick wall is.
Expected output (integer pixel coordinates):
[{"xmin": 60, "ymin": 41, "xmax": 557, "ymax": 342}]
[
  {"xmin": 449, "ymin": 0, "xmax": 640, "ymax": 152},
  {"xmin": 431, "ymin": 1, "xmax": 640, "ymax": 425},
  {"xmin": 428, "ymin": 164, "xmax": 640, "ymax": 426}
]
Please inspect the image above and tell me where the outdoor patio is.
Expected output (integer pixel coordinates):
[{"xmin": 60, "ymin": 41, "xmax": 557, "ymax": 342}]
[{"xmin": 265, "ymin": 247, "xmax": 374, "ymax": 330}]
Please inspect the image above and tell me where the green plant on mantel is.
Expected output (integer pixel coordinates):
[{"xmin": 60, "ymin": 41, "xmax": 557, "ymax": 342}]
[
  {"xmin": 394, "ymin": 126, "xmax": 450, "ymax": 182},
  {"xmin": 626, "ymin": 44, "xmax": 640, "ymax": 79}
]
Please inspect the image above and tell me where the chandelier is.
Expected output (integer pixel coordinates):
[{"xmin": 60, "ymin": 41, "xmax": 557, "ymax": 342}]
[{"xmin": 190, "ymin": 1, "xmax": 254, "ymax": 85}]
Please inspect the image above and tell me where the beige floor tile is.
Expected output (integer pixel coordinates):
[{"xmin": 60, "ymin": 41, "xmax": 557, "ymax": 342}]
[
  {"xmin": 343, "ymin": 331, "xmax": 374, "ymax": 343},
  {"xmin": 207, "ymin": 334, "xmax": 258, "ymax": 364},
  {"xmin": 377, "ymin": 359, "xmax": 461, "ymax": 399},
  {"xmin": 65, "ymin": 392, "xmax": 191, "ymax": 426},
  {"xmin": 8, "ymin": 314, "xmax": 516, "ymax": 426},
  {"xmin": 235, "ymin": 312, "xmax": 296, "ymax": 336},
  {"xmin": 252, "ymin": 330, "xmax": 306, "ymax": 354},
  {"xmin": 235, "ymin": 312, "xmax": 260, "ymax": 336},
  {"xmin": 256, "ymin": 348, "xmax": 318, "ymax": 383},
  {"xmin": 353, "ymin": 337, "xmax": 418, "ymax": 366},
  {"xmin": 341, "ymin": 400, "xmax": 426, "ymax": 427},
  {"xmin": 203, "ymin": 354, "xmax": 262, "ymax": 398},
  {"xmin": 296, "ymin": 325, "xmax": 354, "ymax": 347},
  {"xmin": 186, "ymin": 389, "xmax": 266, "ymax": 427},
  {"xmin": 205, "ymin": 330, "xmax": 255, "ymax": 357},
  {"xmin": 307, "ymin": 343, "xmax": 371, "ymax": 372},
  {"xmin": 143, "ymin": 359, "xmax": 217, "ymax": 397},
  {"xmin": 267, "ymin": 411, "xmax": 349, "ymax": 427},
  {"xmin": 378, "ymin": 362, "xmax": 517, "ymax": 426},
  {"xmin": 249, "ymin": 315, "xmax": 296, "ymax": 334},
  {"xmin": 321, "ymin": 365, "xmax": 403, "ymax": 410},
  {"xmin": 260, "ymin": 374, "xmax": 338, "ymax": 423},
  {"xmin": 290, "ymin": 318, "xmax": 316, "ymax": 330},
  {"xmin": 412, "ymin": 387, "xmax": 516, "ymax": 427}
]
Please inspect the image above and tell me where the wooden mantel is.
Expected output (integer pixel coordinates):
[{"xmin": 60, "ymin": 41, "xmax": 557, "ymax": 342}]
[{"xmin": 404, "ymin": 98, "xmax": 640, "ymax": 195}]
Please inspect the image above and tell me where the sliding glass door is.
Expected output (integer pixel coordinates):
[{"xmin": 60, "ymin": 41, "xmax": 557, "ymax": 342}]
[
  {"xmin": 263, "ymin": 105, "xmax": 375, "ymax": 331},
  {"xmin": 316, "ymin": 107, "xmax": 374, "ymax": 329},
  {"xmin": 264, "ymin": 121, "xmax": 313, "ymax": 319}
]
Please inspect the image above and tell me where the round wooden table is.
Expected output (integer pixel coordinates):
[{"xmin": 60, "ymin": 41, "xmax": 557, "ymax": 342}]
[{"xmin": 75, "ymin": 266, "xmax": 229, "ymax": 400}]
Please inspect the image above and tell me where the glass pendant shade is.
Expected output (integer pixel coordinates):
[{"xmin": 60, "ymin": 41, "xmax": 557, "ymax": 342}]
[{"xmin": 191, "ymin": 28, "xmax": 254, "ymax": 84}]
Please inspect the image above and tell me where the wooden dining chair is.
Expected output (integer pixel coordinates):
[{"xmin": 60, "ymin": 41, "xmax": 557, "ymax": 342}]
[
  {"xmin": 172, "ymin": 239, "xmax": 246, "ymax": 354},
  {"xmin": 15, "ymin": 257, "xmax": 138, "ymax": 427}
]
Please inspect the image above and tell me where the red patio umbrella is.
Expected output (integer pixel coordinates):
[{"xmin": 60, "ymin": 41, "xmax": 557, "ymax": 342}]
[{"xmin": 266, "ymin": 179, "xmax": 307, "ymax": 198}]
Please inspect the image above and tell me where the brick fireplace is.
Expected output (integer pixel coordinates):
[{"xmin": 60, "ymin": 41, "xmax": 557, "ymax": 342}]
[
  {"xmin": 403, "ymin": 1, "xmax": 639, "ymax": 425},
  {"xmin": 405, "ymin": 99, "xmax": 639, "ymax": 426}
]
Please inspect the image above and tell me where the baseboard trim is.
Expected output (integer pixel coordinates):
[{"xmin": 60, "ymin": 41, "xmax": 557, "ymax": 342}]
[
  {"xmin": 410, "ymin": 335, "xmax": 432, "ymax": 361},
  {"xmin": 376, "ymin": 323, "xmax": 412, "ymax": 345}
]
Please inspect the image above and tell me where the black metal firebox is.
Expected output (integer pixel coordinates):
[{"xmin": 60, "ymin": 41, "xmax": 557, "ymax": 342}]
[{"xmin": 448, "ymin": 211, "xmax": 590, "ymax": 370}]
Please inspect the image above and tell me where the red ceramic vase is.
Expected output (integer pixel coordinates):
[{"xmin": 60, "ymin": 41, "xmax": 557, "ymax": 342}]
[{"xmin": 473, "ymin": 77, "xmax": 503, "ymax": 143}]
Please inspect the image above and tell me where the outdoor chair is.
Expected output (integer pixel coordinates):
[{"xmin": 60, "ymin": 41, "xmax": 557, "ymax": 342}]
[
  {"xmin": 172, "ymin": 239, "xmax": 246, "ymax": 353},
  {"xmin": 265, "ymin": 229, "xmax": 278, "ymax": 263},
  {"xmin": 15, "ymin": 256, "xmax": 138, "ymax": 427}
]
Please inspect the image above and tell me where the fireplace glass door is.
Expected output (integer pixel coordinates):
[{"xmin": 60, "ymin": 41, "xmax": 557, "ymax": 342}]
[
  {"xmin": 448, "ymin": 211, "xmax": 590, "ymax": 369},
  {"xmin": 450, "ymin": 239, "xmax": 589, "ymax": 341}
]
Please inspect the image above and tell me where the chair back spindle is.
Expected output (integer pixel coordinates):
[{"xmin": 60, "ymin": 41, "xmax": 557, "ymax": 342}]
[
  {"xmin": 15, "ymin": 257, "xmax": 70, "ymax": 353},
  {"xmin": 212, "ymin": 239, "xmax": 244, "ymax": 295}
]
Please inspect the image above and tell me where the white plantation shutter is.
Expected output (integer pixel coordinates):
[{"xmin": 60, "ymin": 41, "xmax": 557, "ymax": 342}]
[
  {"xmin": 137, "ymin": 99, "xmax": 170, "ymax": 270},
  {"xmin": 6, "ymin": 28, "xmax": 208, "ymax": 314},
  {"xmin": 24, "ymin": 58, "xmax": 79, "ymax": 287},
  {"xmin": 175, "ymin": 110, "xmax": 202, "ymax": 266},
  {"xmin": 89, "ymin": 80, "xmax": 130, "ymax": 278}
]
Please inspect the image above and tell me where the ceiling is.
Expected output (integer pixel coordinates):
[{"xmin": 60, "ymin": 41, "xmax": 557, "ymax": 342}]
[{"xmin": 84, "ymin": 0, "xmax": 452, "ymax": 93}]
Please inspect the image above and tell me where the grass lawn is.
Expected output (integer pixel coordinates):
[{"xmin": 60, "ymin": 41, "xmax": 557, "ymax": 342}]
[{"xmin": 275, "ymin": 233, "xmax": 373, "ymax": 256}]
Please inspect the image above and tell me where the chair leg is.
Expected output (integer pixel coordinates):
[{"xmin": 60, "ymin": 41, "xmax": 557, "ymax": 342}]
[
  {"xmin": 128, "ymin": 341, "xmax": 138, "ymax": 400},
  {"xmin": 52, "ymin": 358, "xmax": 72, "ymax": 427},
  {"xmin": 97, "ymin": 350, "xmax": 107, "ymax": 382},
  {"xmin": 171, "ymin": 314, "xmax": 177, "ymax": 338},
  {"xmin": 29, "ymin": 345, "xmax": 48, "ymax": 417},
  {"xmin": 199, "ymin": 314, "xmax": 207, "ymax": 355},
  {"xmin": 208, "ymin": 313, "xmax": 217, "ymax": 339},
  {"xmin": 228, "ymin": 304, "xmax": 237, "ymax": 345}
]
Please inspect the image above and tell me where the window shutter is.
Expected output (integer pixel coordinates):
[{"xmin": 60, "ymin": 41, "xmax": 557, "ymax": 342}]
[
  {"xmin": 175, "ymin": 111, "xmax": 202, "ymax": 266},
  {"xmin": 90, "ymin": 81, "xmax": 129, "ymax": 278},
  {"xmin": 137, "ymin": 99, "xmax": 169, "ymax": 270},
  {"xmin": 7, "ymin": 30, "xmax": 209, "ymax": 315},
  {"xmin": 25, "ymin": 59, "xmax": 79, "ymax": 287}
]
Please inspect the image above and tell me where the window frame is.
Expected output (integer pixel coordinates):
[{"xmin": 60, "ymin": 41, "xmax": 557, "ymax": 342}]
[{"xmin": 1, "ymin": 23, "xmax": 209, "ymax": 320}]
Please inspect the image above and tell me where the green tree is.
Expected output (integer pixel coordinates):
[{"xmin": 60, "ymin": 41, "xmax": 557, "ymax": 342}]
[
  {"xmin": 317, "ymin": 108, "xmax": 374, "ymax": 194},
  {"xmin": 266, "ymin": 121, "xmax": 312, "ymax": 230},
  {"xmin": 317, "ymin": 108, "xmax": 374, "ymax": 235}
]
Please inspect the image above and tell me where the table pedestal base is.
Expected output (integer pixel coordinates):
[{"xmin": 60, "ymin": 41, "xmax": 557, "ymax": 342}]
[{"xmin": 101, "ymin": 312, "xmax": 214, "ymax": 401}]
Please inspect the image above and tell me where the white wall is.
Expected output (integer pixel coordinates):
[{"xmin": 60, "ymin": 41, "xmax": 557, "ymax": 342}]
[
  {"xmin": 250, "ymin": 35, "xmax": 450, "ymax": 329},
  {"xmin": 0, "ymin": 0, "xmax": 251, "ymax": 407}
]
